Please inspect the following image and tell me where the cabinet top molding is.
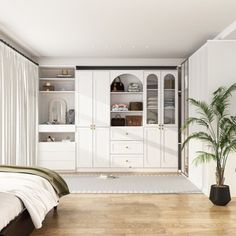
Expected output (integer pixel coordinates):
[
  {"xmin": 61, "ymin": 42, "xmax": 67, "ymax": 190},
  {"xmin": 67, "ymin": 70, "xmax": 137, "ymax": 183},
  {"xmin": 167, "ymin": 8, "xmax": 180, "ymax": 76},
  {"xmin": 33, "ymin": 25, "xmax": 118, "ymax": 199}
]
[{"xmin": 76, "ymin": 66, "xmax": 177, "ymax": 70}]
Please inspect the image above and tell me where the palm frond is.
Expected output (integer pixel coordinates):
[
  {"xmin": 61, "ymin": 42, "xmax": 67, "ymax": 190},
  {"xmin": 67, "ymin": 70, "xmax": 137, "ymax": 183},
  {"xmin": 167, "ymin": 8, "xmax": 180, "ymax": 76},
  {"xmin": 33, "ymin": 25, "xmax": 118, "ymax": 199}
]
[
  {"xmin": 182, "ymin": 131, "xmax": 215, "ymax": 149},
  {"xmin": 223, "ymin": 140, "xmax": 236, "ymax": 157},
  {"xmin": 188, "ymin": 98, "xmax": 214, "ymax": 122},
  {"xmin": 193, "ymin": 151, "xmax": 215, "ymax": 166},
  {"xmin": 182, "ymin": 117, "xmax": 209, "ymax": 130},
  {"xmin": 211, "ymin": 83, "xmax": 236, "ymax": 117}
]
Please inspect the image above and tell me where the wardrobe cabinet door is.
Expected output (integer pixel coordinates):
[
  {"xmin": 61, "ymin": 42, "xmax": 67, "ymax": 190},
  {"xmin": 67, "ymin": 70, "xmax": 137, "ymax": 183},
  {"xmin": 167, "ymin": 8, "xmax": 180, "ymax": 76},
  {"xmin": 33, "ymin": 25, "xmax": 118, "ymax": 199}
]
[
  {"xmin": 77, "ymin": 128, "xmax": 93, "ymax": 168},
  {"xmin": 162, "ymin": 127, "xmax": 178, "ymax": 168},
  {"xmin": 93, "ymin": 71, "xmax": 110, "ymax": 127},
  {"xmin": 94, "ymin": 128, "xmax": 110, "ymax": 167},
  {"xmin": 161, "ymin": 70, "xmax": 178, "ymax": 127},
  {"xmin": 144, "ymin": 128, "xmax": 161, "ymax": 167},
  {"xmin": 76, "ymin": 71, "xmax": 93, "ymax": 127}
]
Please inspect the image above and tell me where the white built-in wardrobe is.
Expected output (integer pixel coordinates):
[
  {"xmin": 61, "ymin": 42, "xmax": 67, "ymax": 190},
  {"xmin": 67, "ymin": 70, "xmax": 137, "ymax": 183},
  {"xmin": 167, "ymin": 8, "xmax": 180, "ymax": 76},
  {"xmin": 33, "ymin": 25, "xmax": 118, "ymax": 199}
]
[{"xmin": 38, "ymin": 68, "xmax": 179, "ymax": 172}]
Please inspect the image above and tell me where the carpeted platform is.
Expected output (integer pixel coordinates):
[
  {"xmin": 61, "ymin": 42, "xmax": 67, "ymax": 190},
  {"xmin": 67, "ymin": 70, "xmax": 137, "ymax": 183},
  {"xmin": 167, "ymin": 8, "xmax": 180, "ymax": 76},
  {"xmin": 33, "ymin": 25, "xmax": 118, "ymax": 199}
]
[{"xmin": 63, "ymin": 174, "xmax": 201, "ymax": 194}]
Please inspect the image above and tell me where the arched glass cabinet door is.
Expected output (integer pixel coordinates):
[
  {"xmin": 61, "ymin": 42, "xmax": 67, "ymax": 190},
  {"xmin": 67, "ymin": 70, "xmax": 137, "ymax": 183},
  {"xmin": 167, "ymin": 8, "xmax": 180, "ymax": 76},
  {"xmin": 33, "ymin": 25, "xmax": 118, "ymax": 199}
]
[
  {"xmin": 163, "ymin": 74, "xmax": 176, "ymax": 125},
  {"xmin": 146, "ymin": 74, "xmax": 159, "ymax": 125}
]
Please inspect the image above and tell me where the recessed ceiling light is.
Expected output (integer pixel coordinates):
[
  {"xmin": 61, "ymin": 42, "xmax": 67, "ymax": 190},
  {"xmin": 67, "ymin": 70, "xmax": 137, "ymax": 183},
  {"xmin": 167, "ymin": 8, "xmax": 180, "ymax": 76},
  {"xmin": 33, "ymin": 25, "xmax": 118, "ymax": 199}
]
[
  {"xmin": 145, "ymin": 45, "xmax": 149, "ymax": 49},
  {"xmin": 132, "ymin": 45, "xmax": 135, "ymax": 49}
]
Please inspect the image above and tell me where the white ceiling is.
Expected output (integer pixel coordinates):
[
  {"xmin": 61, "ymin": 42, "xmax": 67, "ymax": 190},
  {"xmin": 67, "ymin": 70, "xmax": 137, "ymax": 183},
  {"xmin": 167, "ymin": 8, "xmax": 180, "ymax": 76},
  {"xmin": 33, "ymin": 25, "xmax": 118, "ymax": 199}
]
[{"xmin": 0, "ymin": 0, "xmax": 236, "ymax": 58}]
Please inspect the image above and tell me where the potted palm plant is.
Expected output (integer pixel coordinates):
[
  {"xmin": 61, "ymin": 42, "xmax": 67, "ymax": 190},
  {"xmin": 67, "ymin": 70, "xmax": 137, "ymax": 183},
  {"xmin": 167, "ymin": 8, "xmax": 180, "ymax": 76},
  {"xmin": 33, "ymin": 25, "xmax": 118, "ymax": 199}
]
[{"xmin": 182, "ymin": 83, "xmax": 236, "ymax": 206}]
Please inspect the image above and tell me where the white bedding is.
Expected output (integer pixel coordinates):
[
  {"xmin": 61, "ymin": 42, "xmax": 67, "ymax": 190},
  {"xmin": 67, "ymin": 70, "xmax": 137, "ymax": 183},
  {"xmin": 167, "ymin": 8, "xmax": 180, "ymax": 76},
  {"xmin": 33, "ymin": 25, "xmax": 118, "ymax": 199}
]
[
  {"xmin": 0, "ymin": 193, "xmax": 24, "ymax": 231},
  {"xmin": 0, "ymin": 172, "xmax": 59, "ymax": 229}
]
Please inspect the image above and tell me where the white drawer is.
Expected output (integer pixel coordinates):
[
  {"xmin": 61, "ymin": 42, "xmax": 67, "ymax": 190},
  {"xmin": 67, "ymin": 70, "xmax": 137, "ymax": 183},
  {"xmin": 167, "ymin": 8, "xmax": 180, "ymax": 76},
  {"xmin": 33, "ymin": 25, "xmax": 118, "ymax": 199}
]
[
  {"xmin": 38, "ymin": 151, "xmax": 75, "ymax": 161},
  {"xmin": 38, "ymin": 160, "xmax": 75, "ymax": 171},
  {"xmin": 111, "ymin": 155, "xmax": 143, "ymax": 168},
  {"xmin": 39, "ymin": 142, "xmax": 75, "ymax": 152},
  {"xmin": 38, "ymin": 125, "xmax": 75, "ymax": 133},
  {"xmin": 111, "ymin": 127, "xmax": 143, "ymax": 141},
  {"xmin": 38, "ymin": 142, "xmax": 75, "ymax": 169},
  {"xmin": 111, "ymin": 141, "xmax": 143, "ymax": 154}
]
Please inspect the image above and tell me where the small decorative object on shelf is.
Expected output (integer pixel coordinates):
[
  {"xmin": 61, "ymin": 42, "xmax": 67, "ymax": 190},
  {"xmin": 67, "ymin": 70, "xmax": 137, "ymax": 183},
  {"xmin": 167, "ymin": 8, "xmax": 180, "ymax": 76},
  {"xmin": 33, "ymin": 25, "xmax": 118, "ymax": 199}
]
[
  {"xmin": 57, "ymin": 69, "xmax": 72, "ymax": 78},
  {"xmin": 128, "ymin": 83, "xmax": 141, "ymax": 92},
  {"xmin": 49, "ymin": 98, "xmax": 67, "ymax": 124},
  {"xmin": 111, "ymin": 77, "xmax": 124, "ymax": 92},
  {"xmin": 126, "ymin": 116, "xmax": 142, "ymax": 126},
  {"xmin": 111, "ymin": 104, "xmax": 129, "ymax": 112},
  {"xmin": 111, "ymin": 115, "xmax": 125, "ymax": 126},
  {"xmin": 42, "ymin": 82, "xmax": 54, "ymax": 91},
  {"xmin": 147, "ymin": 119, "xmax": 156, "ymax": 124},
  {"xmin": 47, "ymin": 136, "xmax": 55, "ymax": 142},
  {"xmin": 62, "ymin": 136, "xmax": 71, "ymax": 142},
  {"xmin": 67, "ymin": 109, "xmax": 75, "ymax": 124},
  {"xmin": 129, "ymin": 102, "xmax": 143, "ymax": 111}
]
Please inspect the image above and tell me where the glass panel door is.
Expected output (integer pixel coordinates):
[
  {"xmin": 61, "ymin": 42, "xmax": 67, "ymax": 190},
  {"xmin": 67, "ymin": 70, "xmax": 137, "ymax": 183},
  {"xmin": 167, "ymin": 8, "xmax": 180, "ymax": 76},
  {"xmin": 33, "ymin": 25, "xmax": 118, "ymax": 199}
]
[
  {"xmin": 163, "ymin": 74, "xmax": 176, "ymax": 125},
  {"xmin": 146, "ymin": 74, "xmax": 158, "ymax": 125}
]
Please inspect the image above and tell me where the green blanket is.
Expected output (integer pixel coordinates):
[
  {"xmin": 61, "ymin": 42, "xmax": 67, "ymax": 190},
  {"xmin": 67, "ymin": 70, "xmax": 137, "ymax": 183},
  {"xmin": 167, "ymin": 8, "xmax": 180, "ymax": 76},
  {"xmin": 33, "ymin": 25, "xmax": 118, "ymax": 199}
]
[{"xmin": 0, "ymin": 165, "xmax": 70, "ymax": 197}]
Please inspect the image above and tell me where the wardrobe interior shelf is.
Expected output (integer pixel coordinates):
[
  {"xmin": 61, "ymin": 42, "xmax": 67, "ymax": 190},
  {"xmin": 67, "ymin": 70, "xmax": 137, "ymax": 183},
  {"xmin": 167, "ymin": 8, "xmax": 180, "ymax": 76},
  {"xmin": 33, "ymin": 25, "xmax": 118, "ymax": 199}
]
[
  {"xmin": 39, "ymin": 141, "xmax": 76, "ymax": 143},
  {"xmin": 39, "ymin": 91, "xmax": 75, "ymax": 94},
  {"xmin": 111, "ymin": 111, "xmax": 143, "ymax": 113},
  {"xmin": 111, "ymin": 92, "xmax": 143, "ymax": 95},
  {"xmin": 40, "ymin": 78, "xmax": 75, "ymax": 81}
]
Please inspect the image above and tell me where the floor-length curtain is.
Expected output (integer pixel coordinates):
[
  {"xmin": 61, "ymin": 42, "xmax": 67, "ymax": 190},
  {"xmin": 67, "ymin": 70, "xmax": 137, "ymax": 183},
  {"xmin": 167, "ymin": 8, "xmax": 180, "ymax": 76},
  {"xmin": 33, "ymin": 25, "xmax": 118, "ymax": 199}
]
[{"xmin": 0, "ymin": 42, "xmax": 38, "ymax": 166}]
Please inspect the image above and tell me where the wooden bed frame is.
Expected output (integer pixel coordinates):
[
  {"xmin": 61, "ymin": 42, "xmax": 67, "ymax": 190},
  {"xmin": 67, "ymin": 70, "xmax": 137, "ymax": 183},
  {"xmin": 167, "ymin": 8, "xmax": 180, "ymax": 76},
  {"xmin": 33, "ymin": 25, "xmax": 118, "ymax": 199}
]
[
  {"xmin": 0, "ymin": 207, "xmax": 57, "ymax": 236},
  {"xmin": 0, "ymin": 209, "xmax": 34, "ymax": 236}
]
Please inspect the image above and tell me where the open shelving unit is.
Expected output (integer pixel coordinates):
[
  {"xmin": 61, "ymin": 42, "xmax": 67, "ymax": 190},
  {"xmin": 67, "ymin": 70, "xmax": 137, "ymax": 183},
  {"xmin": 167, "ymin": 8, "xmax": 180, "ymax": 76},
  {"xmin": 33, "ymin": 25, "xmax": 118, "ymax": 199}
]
[
  {"xmin": 38, "ymin": 66, "xmax": 76, "ymax": 171},
  {"xmin": 110, "ymin": 74, "xmax": 143, "ymax": 126}
]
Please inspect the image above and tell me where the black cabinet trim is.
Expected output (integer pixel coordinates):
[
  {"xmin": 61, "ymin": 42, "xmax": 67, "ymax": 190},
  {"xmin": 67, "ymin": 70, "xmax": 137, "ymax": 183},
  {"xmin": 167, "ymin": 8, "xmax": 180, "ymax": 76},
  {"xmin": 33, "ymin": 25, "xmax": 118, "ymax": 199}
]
[{"xmin": 76, "ymin": 66, "xmax": 177, "ymax": 70}]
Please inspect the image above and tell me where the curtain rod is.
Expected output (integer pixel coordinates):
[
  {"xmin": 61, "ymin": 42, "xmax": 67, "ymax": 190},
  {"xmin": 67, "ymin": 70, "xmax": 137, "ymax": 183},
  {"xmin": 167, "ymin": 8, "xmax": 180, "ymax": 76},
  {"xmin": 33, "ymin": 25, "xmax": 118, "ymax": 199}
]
[{"xmin": 0, "ymin": 39, "xmax": 39, "ymax": 66}]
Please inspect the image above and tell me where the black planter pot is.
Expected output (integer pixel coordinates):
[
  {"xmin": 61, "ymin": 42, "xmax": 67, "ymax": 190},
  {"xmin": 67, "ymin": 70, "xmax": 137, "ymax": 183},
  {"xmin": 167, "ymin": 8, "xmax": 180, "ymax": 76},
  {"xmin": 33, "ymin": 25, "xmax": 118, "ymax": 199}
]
[{"xmin": 209, "ymin": 185, "xmax": 231, "ymax": 206}]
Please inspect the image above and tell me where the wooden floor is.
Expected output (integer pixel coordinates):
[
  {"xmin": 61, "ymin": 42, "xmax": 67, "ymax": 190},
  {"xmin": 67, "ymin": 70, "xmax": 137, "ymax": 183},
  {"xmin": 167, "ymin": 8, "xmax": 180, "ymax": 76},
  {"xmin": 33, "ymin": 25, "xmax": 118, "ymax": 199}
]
[{"xmin": 32, "ymin": 194, "xmax": 236, "ymax": 236}]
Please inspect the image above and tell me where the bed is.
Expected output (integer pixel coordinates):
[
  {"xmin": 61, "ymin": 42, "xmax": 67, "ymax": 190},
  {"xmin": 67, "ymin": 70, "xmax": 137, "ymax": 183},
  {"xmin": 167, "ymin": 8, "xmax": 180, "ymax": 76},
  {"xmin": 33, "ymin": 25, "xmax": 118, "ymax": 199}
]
[{"xmin": 0, "ymin": 165, "xmax": 70, "ymax": 236}]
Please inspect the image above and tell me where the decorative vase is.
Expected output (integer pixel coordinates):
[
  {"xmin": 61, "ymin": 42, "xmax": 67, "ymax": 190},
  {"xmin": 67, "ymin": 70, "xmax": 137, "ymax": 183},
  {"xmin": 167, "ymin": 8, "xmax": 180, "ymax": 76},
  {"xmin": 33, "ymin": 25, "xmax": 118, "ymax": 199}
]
[{"xmin": 209, "ymin": 185, "xmax": 231, "ymax": 206}]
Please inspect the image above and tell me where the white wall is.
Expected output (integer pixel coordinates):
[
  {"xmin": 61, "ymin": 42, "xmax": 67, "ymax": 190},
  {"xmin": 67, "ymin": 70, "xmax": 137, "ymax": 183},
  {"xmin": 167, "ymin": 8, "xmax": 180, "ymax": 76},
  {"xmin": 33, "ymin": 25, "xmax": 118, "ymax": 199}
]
[
  {"xmin": 38, "ymin": 57, "xmax": 184, "ymax": 67},
  {"xmin": 188, "ymin": 40, "xmax": 236, "ymax": 196},
  {"xmin": 188, "ymin": 43, "xmax": 209, "ymax": 191}
]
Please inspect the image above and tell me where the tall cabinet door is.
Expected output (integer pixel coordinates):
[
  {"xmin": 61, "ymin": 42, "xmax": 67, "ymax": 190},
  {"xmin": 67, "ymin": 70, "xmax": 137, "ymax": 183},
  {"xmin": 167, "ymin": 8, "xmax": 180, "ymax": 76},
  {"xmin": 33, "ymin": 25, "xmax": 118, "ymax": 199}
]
[
  {"xmin": 144, "ymin": 71, "xmax": 161, "ymax": 126},
  {"xmin": 93, "ymin": 71, "xmax": 110, "ymax": 127},
  {"xmin": 144, "ymin": 128, "xmax": 161, "ymax": 167},
  {"xmin": 161, "ymin": 127, "xmax": 178, "ymax": 168},
  {"xmin": 76, "ymin": 71, "xmax": 93, "ymax": 127},
  {"xmin": 94, "ymin": 128, "xmax": 110, "ymax": 167},
  {"xmin": 161, "ymin": 71, "xmax": 178, "ymax": 126},
  {"xmin": 77, "ymin": 128, "xmax": 93, "ymax": 168}
]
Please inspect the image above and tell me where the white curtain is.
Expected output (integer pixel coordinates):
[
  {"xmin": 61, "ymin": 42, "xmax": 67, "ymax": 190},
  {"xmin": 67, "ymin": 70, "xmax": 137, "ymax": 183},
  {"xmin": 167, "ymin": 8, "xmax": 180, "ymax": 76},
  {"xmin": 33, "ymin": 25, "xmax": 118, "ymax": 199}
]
[{"xmin": 0, "ymin": 42, "xmax": 38, "ymax": 166}]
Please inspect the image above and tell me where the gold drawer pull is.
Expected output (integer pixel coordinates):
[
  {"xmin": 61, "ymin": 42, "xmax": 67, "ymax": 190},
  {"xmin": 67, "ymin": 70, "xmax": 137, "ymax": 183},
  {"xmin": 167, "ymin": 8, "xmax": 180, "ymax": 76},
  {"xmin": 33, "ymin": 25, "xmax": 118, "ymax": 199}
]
[
  {"xmin": 126, "ymin": 132, "xmax": 129, "ymax": 135},
  {"xmin": 126, "ymin": 160, "xmax": 128, "ymax": 162},
  {"xmin": 125, "ymin": 146, "xmax": 129, "ymax": 149}
]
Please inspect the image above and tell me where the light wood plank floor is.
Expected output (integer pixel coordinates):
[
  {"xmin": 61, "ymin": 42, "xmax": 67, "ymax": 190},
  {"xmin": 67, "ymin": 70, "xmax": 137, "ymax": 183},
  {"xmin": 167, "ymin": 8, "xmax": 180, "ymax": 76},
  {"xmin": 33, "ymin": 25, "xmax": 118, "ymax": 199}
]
[{"xmin": 32, "ymin": 194, "xmax": 236, "ymax": 236}]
